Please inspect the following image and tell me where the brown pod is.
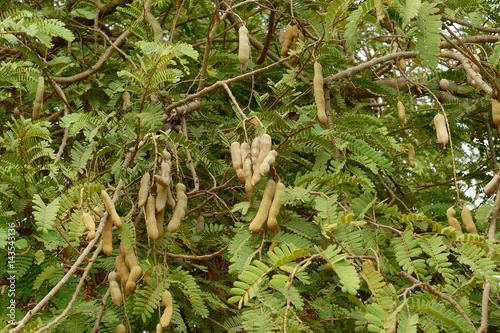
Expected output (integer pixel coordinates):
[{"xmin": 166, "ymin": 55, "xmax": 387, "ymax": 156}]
[
  {"xmin": 314, "ymin": 62, "xmax": 327, "ymax": 126},
  {"xmin": 102, "ymin": 190, "xmax": 122, "ymax": 228},
  {"xmin": 138, "ymin": 173, "xmax": 150, "ymax": 208},
  {"xmin": 461, "ymin": 206, "xmax": 477, "ymax": 234},
  {"xmin": 156, "ymin": 209, "xmax": 165, "ymax": 239},
  {"xmin": 145, "ymin": 195, "xmax": 159, "ymax": 240},
  {"xmin": 122, "ymin": 91, "xmax": 131, "ymax": 108},
  {"xmin": 167, "ymin": 183, "xmax": 187, "ymax": 233},
  {"xmin": 251, "ymin": 137, "xmax": 261, "ymax": 171},
  {"xmin": 484, "ymin": 174, "xmax": 500, "ymax": 195},
  {"xmin": 160, "ymin": 290, "xmax": 173, "ymax": 328},
  {"xmin": 259, "ymin": 150, "xmax": 278, "ymax": 176},
  {"xmin": 120, "ymin": 241, "xmax": 139, "ymax": 268},
  {"xmin": 397, "ymin": 101, "xmax": 405, "ymax": 123},
  {"xmin": 398, "ymin": 58, "xmax": 406, "ymax": 72},
  {"xmin": 446, "ymin": 207, "xmax": 462, "ymax": 232},
  {"xmin": 115, "ymin": 254, "xmax": 129, "ymax": 286},
  {"xmin": 238, "ymin": 26, "xmax": 250, "ymax": 67},
  {"xmin": 433, "ymin": 114, "xmax": 448, "ymax": 147},
  {"xmin": 243, "ymin": 156, "xmax": 254, "ymax": 198},
  {"xmin": 408, "ymin": 145, "xmax": 415, "ymax": 168},
  {"xmin": 249, "ymin": 179, "xmax": 276, "ymax": 233},
  {"xmin": 154, "ymin": 175, "xmax": 170, "ymax": 187},
  {"xmin": 125, "ymin": 265, "xmax": 142, "ymax": 294},
  {"xmin": 13, "ymin": 107, "xmax": 19, "ymax": 117},
  {"xmin": 156, "ymin": 183, "xmax": 168, "ymax": 212},
  {"xmin": 240, "ymin": 142, "xmax": 251, "ymax": 162},
  {"xmin": 439, "ymin": 79, "xmax": 449, "ymax": 90},
  {"xmin": 115, "ymin": 324, "xmax": 126, "ymax": 333},
  {"xmin": 231, "ymin": 142, "xmax": 244, "ymax": 182},
  {"xmin": 196, "ymin": 215, "xmax": 205, "ymax": 233},
  {"xmin": 156, "ymin": 323, "xmax": 163, "ymax": 333},
  {"xmin": 33, "ymin": 76, "xmax": 44, "ymax": 120},
  {"xmin": 108, "ymin": 272, "xmax": 123, "ymax": 306},
  {"xmin": 267, "ymin": 181, "xmax": 285, "ymax": 231},
  {"xmin": 492, "ymin": 99, "xmax": 500, "ymax": 126},
  {"xmin": 253, "ymin": 134, "xmax": 272, "ymax": 185},
  {"xmin": 281, "ymin": 24, "xmax": 294, "ymax": 56},
  {"xmin": 82, "ymin": 213, "xmax": 96, "ymax": 240},
  {"xmin": 102, "ymin": 215, "xmax": 113, "ymax": 256},
  {"xmin": 165, "ymin": 185, "xmax": 176, "ymax": 208}
]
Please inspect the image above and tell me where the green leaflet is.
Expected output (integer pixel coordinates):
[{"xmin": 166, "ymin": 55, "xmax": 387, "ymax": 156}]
[{"xmin": 416, "ymin": 2, "xmax": 441, "ymax": 68}]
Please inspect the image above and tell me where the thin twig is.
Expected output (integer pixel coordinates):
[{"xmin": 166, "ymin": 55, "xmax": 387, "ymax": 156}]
[{"xmin": 398, "ymin": 271, "xmax": 476, "ymax": 331}]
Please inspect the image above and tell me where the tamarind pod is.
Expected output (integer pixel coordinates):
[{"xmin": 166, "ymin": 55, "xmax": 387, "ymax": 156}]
[
  {"xmin": 115, "ymin": 254, "xmax": 129, "ymax": 286},
  {"xmin": 290, "ymin": 37, "xmax": 298, "ymax": 66},
  {"xmin": 196, "ymin": 215, "xmax": 205, "ymax": 233},
  {"xmin": 82, "ymin": 213, "xmax": 96, "ymax": 241},
  {"xmin": 251, "ymin": 171, "xmax": 264, "ymax": 187},
  {"xmin": 249, "ymin": 179, "xmax": 277, "ymax": 233},
  {"xmin": 231, "ymin": 142, "xmax": 245, "ymax": 182},
  {"xmin": 439, "ymin": 79, "xmax": 449, "ymax": 90},
  {"xmin": 161, "ymin": 161, "xmax": 171, "ymax": 183},
  {"xmin": 492, "ymin": 99, "xmax": 500, "ymax": 126},
  {"xmin": 387, "ymin": 316, "xmax": 397, "ymax": 333},
  {"xmin": 408, "ymin": 145, "xmax": 415, "ymax": 168},
  {"xmin": 122, "ymin": 91, "xmax": 131, "ymax": 108},
  {"xmin": 145, "ymin": 195, "xmax": 159, "ymax": 240},
  {"xmin": 399, "ymin": 58, "xmax": 406, "ymax": 72},
  {"xmin": 32, "ymin": 76, "xmax": 44, "ymax": 120},
  {"xmin": 397, "ymin": 101, "xmax": 405, "ymax": 123},
  {"xmin": 13, "ymin": 107, "xmax": 19, "ymax": 117},
  {"xmin": 484, "ymin": 174, "xmax": 500, "ymax": 195},
  {"xmin": 156, "ymin": 184, "xmax": 168, "ymax": 212},
  {"xmin": 160, "ymin": 306, "xmax": 173, "ymax": 328},
  {"xmin": 471, "ymin": 79, "xmax": 478, "ymax": 88},
  {"xmin": 165, "ymin": 185, "xmax": 176, "ymax": 208},
  {"xmin": 138, "ymin": 173, "xmax": 150, "ymax": 208},
  {"xmin": 446, "ymin": 207, "xmax": 462, "ymax": 231},
  {"xmin": 433, "ymin": 114, "xmax": 449, "ymax": 147},
  {"xmin": 267, "ymin": 181, "xmax": 285, "ymax": 231},
  {"xmin": 259, "ymin": 150, "xmax": 278, "ymax": 176},
  {"xmin": 120, "ymin": 241, "xmax": 139, "ymax": 268},
  {"xmin": 102, "ymin": 215, "xmax": 113, "ymax": 256},
  {"xmin": 251, "ymin": 137, "xmax": 261, "ymax": 171},
  {"xmin": 314, "ymin": 62, "xmax": 327, "ymax": 126},
  {"xmin": 162, "ymin": 148, "xmax": 172, "ymax": 163},
  {"xmin": 472, "ymin": 64, "xmax": 480, "ymax": 73},
  {"xmin": 291, "ymin": 25, "xmax": 299, "ymax": 39},
  {"xmin": 156, "ymin": 209, "xmax": 165, "ymax": 239},
  {"xmin": 461, "ymin": 207, "xmax": 477, "ymax": 234},
  {"xmin": 102, "ymin": 190, "xmax": 122, "ymax": 228},
  {"xmin": 162, "ymin": 290, "xmax": 173, "ymax": 307},
  {"xmin": 156, "ymin": 323, "xmax": 163, "ymax": 333},
  {"xmin": 154, "ymin": 175, "xmax": 170, "ymax": 187},
  {"xmin": 253, "ymin": 134, "xmax": 273, "ymax": 174},
  {"xmin": 93, "ymin": 207, "xmax": 101, "ymax": 222},
  {"xmin": 280, "ymin": 24, "xmax": 294, "ymax": 56},
  {"xmin": 160, "ymin": 290, "xmax": 173, "ymax": 327},
  {"xmin": 167, "ymin": 183, "xmax": 187, "ymax": 233},
  {"xmin": 240, "ymin": 142, "xmax": 251, "ymax": 162},
  {"xmin": 125, "ymin": 265, "xmax": 142, "ymax": 294},
  {"xmin": 109, "ymin": 279, "xmax": 123, "ymax": 306},
  {"xmin": 238, "ymin": 26, "xmax": 250, "ymax": 67},
  {"xmin": 243, "ymin": 156, "xmax": 254, "ymax": 198},
  {"xmin": 115, "ymin": 324, "xmax": 126, "ymax": 333}
]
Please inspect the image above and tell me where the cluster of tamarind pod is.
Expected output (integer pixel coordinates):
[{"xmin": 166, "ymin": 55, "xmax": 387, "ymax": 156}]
[
  {"xmin": 280, "ymin": 24, "xmax": 304, "ymax": 66},
  {"xmin": 81, "ymin": 190, "xmax": 123, "ymax": 255},
  {"xmin": 231, "ymin": 133, "xmax": 277, "ymax": 197},
  {"xmin": 229, "ymin": 134, "xmax": 285, "ymax": 234},
  {"xmin": 446, "ymin": 206, "xmax": 477, "ymax": 234},
  {"xmin": 138, "ymin": 148, "xmax": 188, "ymax": 236}
]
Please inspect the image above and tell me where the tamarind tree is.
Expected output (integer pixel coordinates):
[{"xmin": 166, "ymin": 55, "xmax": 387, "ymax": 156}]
[{"xmin": 1, "ymin": 0, "xmax": 500, "ymax": 332}]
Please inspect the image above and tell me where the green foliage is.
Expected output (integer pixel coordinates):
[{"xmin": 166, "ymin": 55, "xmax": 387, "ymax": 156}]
[{"xmin": 0, "ymin": 0, "xmax": 499, "ymax": 332}]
